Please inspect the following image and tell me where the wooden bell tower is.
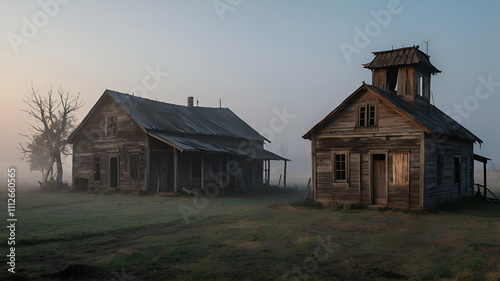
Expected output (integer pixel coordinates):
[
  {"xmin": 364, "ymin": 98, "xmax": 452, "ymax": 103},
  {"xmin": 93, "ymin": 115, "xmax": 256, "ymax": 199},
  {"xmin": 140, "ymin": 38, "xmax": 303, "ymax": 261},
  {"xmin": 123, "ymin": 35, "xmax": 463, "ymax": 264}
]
[{"xmin": 364, "ymin": 45, "xmax": 441, "ymax": 107}]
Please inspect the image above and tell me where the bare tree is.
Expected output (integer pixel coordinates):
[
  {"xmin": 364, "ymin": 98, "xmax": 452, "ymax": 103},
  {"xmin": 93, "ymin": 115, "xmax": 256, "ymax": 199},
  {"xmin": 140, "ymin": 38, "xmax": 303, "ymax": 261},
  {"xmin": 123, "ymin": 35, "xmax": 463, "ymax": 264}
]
[{"xmin": 19, "ymin": 85, "xmax": 83, "ymax": 189}]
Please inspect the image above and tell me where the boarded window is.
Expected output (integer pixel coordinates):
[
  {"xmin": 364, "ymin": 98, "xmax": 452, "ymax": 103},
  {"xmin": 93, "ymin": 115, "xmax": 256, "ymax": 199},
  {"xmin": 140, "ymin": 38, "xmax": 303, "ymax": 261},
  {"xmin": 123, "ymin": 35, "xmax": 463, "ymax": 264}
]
[
  {"xmin": 454, "ymin": 156, "xmax": 460, "ymax": 184},
  {"xmin": 358, "ymin": 105, "xmax": 377, "ymax": 127},
  {"xmin": 106, "ymin": 115, "xmax": 117, "ymax": 136},
  {"xmin": 333, "ymin": 152, "xmax": 347, "ymax": 182},
  {"xmin": 93, "ymin": 155, "xmax": 101, "ymax": 182},
  {"xmin": 130, "ymin": 153, "xmax": 140, "ymax": 179},
  {"xmin": 392, "ymin": 153, "xmax": 409, "ymax": 185},
  {"xmin": 437, "ymin": 154, "xmax": 444, "ymax": 185}
]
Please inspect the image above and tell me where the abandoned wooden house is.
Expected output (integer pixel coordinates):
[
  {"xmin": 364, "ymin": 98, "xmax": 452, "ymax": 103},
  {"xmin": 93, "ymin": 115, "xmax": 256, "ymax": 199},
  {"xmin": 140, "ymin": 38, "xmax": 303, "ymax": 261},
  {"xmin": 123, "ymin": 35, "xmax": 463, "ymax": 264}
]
[
  {"xmin": 303, "ymin": 46, "xmax": 486, "ymax": 209},
  {"xmin": 67, "ymin": 90, "xmax": 288, "ymax": 193}
]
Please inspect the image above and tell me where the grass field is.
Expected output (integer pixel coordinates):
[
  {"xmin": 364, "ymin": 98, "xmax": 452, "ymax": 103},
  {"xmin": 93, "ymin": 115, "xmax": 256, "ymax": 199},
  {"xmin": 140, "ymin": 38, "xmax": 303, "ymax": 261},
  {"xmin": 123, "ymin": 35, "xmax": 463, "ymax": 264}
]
[{"xmin": 1, "ymin": 189, "xmax": 500, "ymax": 281}]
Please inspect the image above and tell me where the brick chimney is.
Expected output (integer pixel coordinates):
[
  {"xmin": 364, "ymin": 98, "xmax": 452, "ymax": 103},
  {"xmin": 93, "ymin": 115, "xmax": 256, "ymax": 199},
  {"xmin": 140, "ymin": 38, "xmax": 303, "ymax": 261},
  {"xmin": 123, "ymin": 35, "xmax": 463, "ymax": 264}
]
[{"xmin": 187, "ymin": 96, "xmax": 194, "ymax": 108}]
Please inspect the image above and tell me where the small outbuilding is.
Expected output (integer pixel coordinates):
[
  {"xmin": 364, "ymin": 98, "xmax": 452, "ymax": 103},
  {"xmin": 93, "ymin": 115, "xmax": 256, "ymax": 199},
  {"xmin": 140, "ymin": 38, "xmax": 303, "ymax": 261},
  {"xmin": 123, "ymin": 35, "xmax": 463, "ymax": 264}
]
[
  {"xmin": 303, "ymin": 46, "xmax": 484, "ymax": 209},
  {"xmin": 68, "ymin": 90, "xmax": 288, "ymax": 194}
]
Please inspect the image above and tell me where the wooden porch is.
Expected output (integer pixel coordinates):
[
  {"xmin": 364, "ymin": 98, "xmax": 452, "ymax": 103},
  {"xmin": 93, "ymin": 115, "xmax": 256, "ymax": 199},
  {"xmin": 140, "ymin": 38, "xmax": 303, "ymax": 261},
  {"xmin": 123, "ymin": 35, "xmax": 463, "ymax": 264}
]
[{"xmin": 473, "ymin": 154, "xmax": 499, "ymax": 202}]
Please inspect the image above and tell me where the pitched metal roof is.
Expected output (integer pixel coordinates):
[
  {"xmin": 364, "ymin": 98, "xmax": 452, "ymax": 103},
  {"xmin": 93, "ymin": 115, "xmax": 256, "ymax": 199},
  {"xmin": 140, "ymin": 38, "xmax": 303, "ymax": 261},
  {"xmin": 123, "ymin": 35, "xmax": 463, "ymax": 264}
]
[
  {"xmin": 107, "ymin": 90, "xmax": 266, "ymax": 141},
  {"xmin": 363, "ymin": 46, "xmax": 440, "ymax": 74},
  {"xmin": 303, "ymin": 84, "xmax": 482, "ymax": 144},
  {"xmin": 366, "ymin": 85, "xmax": 481, "ymax": 143},
  {"xmin": 149, "ymin": 131, "xmax": 288, "ymax": 160},
  {"xmin": 68, "ymin": 90, "xmax": 288, "ymax": 161}
]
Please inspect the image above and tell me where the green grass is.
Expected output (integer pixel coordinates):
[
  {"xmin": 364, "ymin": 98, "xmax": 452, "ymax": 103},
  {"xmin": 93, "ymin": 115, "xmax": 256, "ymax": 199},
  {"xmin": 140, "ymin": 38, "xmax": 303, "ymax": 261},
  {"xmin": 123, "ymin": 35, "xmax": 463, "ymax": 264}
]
[{"xmin": 1, "ymin": 190, "xmax": 499, "ymax": 280}]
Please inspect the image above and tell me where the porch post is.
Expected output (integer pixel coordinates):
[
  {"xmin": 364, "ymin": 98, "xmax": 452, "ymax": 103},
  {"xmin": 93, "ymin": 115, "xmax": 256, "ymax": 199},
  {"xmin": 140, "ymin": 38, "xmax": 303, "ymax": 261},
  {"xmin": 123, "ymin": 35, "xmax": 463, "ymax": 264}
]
[
  {"xmin": 201, "ymin": 154, "xmax": 204, "ymax": 191},
  {"xmin": 283, "ymin": 160, "xmax": 287, "ymax": 189},
  {"xmin": 174, "ymin": 148, "xmax": 178, "ymax": 195},
  {"xmin": 219, "ymin": 155, "xmax": 223, "ymax": 188},
  {"xmin": 483, "ymin": 161, "xmax": 487, "ymax": 199}
]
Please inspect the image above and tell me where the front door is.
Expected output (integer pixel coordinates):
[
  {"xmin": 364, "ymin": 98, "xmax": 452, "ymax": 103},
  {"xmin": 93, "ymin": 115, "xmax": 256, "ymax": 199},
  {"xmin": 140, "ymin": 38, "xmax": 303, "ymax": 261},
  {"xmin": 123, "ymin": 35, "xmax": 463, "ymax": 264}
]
[
  {"xmin": 109, "ymin": 157, "xmax": 118, "ymax": 188},
  {"xmin": 373, "ymin": 154, "xmax": 387, "ymax": 205}
]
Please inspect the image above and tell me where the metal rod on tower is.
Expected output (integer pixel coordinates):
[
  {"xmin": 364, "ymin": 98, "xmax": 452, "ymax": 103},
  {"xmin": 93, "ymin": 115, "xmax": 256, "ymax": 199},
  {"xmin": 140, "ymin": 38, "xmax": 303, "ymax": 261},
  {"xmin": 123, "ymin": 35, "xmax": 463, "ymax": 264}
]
[{"xmin": 423, "ymin": 40, "xmax": 431, "ymax": 54}]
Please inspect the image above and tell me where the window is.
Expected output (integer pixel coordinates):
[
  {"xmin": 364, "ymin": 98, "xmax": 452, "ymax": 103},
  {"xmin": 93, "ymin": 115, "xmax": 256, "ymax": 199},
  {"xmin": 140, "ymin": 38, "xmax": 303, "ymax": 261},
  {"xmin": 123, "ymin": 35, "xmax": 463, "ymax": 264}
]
[
  {"xmin": 106, "ymin": 115, "xmax": 117, "ymax": 136},
  {"xmin": 333, "ymin": 152, "xmax": 348, "ymax": 182},
  {"xmin": 454, "ymin": 156, "xmax": 460, "ymax": 184},
  {"xmin": 368, "ymin": 105, "xmax": 376, "ymax": 126},
  {"xmin": 358, "ymin": 105, "xmax": 377, "ymax": 127},
  {"xmin": 130, "ymin": 153, "xmax": 140, "ymax": 179},
  {"xmin": 93, "ymin": 155, "xmax": 101, "ymax": 182},
  {"xmin": 359, "ymin": 106, "xmax": 366, "ymax": 127},
  {"xmin": 437, "ymin": 154, "xmax": 444, "ymax": 185},
  {"xmin": 392, "ymin": 152, "xmax": 409, "ymax": 185}
]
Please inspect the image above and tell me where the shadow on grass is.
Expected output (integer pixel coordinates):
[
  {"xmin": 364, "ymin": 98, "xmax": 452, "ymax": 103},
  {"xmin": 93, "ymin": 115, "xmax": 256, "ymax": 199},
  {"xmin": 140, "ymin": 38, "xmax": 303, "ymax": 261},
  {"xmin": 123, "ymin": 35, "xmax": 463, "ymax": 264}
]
[{"xmin": 434, "ymin": 196, "xmax": 500, "ymax": 217}]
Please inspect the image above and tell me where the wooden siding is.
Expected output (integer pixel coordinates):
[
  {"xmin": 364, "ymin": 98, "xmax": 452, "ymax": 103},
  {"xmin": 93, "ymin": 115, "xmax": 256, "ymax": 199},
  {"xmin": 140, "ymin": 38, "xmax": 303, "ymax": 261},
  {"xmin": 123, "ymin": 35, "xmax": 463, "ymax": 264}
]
[
  {"xmin": 72, "ymin": 96, "xmax": 147, "ymax": 190},
  {"xmin": 312, "ymin": 89, "xmax": 422, "ymax": 208},
  {"xmin": 424, "ymin": 135, "xmax": 474, "ymax": 208}
]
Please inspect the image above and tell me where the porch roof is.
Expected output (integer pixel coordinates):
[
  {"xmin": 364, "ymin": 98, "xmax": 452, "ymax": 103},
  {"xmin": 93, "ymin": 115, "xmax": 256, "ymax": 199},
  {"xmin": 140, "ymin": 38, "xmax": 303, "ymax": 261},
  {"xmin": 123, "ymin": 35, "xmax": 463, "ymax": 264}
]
[{"xmin": 149, "ymin": 131, "xmax": 289, "ymax": 161}]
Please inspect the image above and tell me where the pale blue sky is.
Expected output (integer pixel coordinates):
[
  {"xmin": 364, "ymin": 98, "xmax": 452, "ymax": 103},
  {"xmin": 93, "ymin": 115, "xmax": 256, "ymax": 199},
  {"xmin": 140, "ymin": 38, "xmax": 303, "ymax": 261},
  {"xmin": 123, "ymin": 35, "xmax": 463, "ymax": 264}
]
[{"xmin": 1, "ymin": 0, "xmax": 499, "ymax": 185}]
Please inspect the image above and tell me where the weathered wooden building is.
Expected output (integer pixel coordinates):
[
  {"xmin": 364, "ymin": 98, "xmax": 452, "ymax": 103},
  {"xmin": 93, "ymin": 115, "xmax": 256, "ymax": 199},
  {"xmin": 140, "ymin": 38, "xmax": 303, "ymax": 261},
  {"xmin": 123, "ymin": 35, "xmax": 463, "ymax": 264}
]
[
  {"xmin": 68, "ymin": 90, "xmax": 288, "ymax": 193},
  {"xmin": 303, "ymin": 46, "xmax": 483, "ymax": 209}
]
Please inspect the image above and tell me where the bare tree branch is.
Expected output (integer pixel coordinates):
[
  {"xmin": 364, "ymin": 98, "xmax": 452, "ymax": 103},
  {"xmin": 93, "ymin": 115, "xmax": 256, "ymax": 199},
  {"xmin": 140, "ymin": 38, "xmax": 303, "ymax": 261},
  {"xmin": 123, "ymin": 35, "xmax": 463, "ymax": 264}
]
[{"xmin": 20, "ymin": 84, "xmax": 83, "ymax": 188}]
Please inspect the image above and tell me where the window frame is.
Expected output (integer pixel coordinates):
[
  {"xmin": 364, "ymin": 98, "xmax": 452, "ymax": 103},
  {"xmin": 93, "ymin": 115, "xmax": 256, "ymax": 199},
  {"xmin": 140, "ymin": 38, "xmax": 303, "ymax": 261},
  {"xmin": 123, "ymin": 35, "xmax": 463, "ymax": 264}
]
[
  {"xmin": 106, "ymin": 115, "xmax": 117, "ymax": 136},
  {"xmin": 332, "ymin": 151, "xmax": 349, "ymax": 183},
  {"xmin": 358, "ymin": 104, "xmax": 378, "ymax": 127}
]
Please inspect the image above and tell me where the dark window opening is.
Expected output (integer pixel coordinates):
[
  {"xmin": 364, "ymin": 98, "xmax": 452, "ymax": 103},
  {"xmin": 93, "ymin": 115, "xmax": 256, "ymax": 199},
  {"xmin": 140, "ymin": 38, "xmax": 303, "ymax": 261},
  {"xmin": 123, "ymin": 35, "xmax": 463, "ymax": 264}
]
[
  {"xmin": 130, "ymin": 153, "xmax": 140, "ymax": 179},
  {"xmin": 94, "ymin": 155, "xmax": 101, "ymax": 182},
  {"xmin": 109, "ymin": 157, "xmax": 118, "ymax": 188},
  {"xmin": 437, "ymin": 154, "xmax": 444, "ymax": 185},
  {"xmin": 386, "ymin": 68, "xmax": 398, "ymax": 92},
  {"xmin": 454, "ymin": 157, "xmax": 460, "ymax": 184}
]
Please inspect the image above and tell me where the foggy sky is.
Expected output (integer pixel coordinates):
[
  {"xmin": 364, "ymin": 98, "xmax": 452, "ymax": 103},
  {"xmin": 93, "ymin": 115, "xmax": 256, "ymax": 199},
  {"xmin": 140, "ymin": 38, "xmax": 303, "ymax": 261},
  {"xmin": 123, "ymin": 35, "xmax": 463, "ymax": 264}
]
[{"xmin": 1, "ymin": 0, "xmax": 499, "ymax": 186}]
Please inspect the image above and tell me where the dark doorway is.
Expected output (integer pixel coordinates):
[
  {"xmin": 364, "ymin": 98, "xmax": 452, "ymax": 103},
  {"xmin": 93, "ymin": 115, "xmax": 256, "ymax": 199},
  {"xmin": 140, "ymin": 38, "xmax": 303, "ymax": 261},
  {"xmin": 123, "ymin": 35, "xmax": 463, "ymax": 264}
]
[
  {"xmin": 157, "ymin": 152, "xmax": 174, "ymax": 193},
  {"xmin": 109, "ymin": 157, "xmax": 118, "ymax": 188},
  {"xmin": 373, "ymin": 154, "xmax": 387, "ymax": 205}
]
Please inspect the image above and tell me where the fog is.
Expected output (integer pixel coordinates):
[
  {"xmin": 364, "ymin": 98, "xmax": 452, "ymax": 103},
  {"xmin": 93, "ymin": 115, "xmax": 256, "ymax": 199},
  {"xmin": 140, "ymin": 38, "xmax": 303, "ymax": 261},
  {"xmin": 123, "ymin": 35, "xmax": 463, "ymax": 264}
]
[{"xmin": 1, "ymin": 1, "xmax": 499, "ymax": 187}]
